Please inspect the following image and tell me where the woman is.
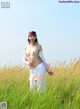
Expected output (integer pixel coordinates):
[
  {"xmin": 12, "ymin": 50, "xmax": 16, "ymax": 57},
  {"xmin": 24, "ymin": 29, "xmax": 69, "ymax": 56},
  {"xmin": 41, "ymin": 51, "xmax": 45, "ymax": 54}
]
[{"xmin": 23, "ymin": 31, "xmax": 53, "ymax": 93}]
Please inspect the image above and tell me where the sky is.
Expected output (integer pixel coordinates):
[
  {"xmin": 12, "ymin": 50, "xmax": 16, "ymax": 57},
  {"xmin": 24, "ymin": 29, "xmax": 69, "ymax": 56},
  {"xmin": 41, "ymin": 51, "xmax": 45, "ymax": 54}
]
[{"xmin": 0, "ymin": 0, "xmax": 80, "ymax": 66}]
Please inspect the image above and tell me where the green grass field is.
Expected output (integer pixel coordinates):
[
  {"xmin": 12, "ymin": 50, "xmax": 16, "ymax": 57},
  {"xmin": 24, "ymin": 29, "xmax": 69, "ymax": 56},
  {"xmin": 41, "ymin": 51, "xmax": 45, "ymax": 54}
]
[{"xmin": 0, "ymin": 59, "xmax": 80, "ymax": 109}]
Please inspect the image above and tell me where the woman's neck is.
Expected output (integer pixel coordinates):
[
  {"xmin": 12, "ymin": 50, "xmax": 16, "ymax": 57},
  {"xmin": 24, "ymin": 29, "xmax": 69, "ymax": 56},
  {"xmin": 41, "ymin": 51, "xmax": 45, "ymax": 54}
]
[{"xmin": 30, "ymin": 42, "xmax": 37, "ymax": 47}]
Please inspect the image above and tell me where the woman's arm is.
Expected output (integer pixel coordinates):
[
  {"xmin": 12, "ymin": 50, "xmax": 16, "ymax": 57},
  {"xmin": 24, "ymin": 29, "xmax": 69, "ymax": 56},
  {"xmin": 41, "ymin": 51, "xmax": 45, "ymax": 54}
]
[
  {"xmin": 38, "ymin": 45, "xmax": 53, "ymax": 75},
  {"xmin": 39, "ymin": 51, "xmax": 49, "ymax": 71},
  {"xmin": 23, "ymin": 47, "xmax": 30, "ymax": 66}
]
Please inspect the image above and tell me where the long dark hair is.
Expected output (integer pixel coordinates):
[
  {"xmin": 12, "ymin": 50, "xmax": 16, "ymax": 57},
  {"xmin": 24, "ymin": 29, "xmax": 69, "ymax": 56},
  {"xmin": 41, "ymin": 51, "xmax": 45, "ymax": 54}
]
[{"xmin": 28, "ymin": 38, "xmax": 38, "ymax": 44}]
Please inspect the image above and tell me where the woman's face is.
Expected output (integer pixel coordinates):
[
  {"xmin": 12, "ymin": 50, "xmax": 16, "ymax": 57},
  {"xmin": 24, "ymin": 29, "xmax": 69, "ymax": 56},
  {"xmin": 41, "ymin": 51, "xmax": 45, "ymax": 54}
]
[{"xmin": 28, "ymin": 35, "xmax": 36, "ymax": 42}]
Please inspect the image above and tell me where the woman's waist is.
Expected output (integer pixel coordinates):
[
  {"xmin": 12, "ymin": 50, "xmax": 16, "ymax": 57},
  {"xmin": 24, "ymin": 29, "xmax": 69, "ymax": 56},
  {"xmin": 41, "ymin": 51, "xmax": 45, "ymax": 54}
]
[
  {"xmin": 27, "ymin": 57, "xmax": 40, "ymax": 62},
  {"xmin": 30, "ymin": 60, "xmax": 43, "ymax": 68}
]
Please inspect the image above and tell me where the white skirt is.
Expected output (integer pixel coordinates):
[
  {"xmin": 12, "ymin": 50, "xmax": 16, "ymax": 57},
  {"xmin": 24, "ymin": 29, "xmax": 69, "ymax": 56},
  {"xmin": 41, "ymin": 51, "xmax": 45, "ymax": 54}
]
[{"xmin": 29, "ymin": 62, "xmax": 46, "ymax": 80}]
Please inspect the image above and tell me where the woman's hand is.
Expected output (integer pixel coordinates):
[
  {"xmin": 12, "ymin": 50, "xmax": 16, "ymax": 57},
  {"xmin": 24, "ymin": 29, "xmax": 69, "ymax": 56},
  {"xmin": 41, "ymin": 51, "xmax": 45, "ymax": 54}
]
[
  {"xmin": 47, "ymin": 70, "xmax": 54, "ymax": 76},
  {"xmin": 46, "ymin": 64, "xmax": 54, "ymax": 75}
]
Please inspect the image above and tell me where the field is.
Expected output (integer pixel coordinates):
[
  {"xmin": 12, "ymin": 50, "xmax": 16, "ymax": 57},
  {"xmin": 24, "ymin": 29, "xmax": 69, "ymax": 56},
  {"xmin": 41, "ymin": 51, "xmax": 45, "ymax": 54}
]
[{"xmin": 0, "ymin": 59, "xmax": 80, "ymax": 109}]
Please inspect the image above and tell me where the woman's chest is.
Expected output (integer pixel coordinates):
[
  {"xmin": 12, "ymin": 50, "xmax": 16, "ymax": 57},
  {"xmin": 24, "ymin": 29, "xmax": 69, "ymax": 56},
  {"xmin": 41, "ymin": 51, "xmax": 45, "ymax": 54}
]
[{"xmin": 26, "ymin": 46, "xmax": 39, "ymax": 56}]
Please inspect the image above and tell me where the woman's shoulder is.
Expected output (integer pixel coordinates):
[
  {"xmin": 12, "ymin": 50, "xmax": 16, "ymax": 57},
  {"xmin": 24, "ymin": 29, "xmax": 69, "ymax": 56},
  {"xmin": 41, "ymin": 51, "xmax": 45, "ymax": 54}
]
[
  {"xmin": 36, "ymin": 42, "xmax": 41, "ymax": 46},
  {"xmin": 24, "ymin": 46, "xmax": 27, "ymax": 51},
  {"xmin": 24, "ymin": 45, "xmax": 30, "ymax": 50},
  {"xmin": 23, "ymin": 45, "xmax": 29, "ymax": 53},
  {"xmin": 23, "ymin": 47, "xmax": 27, "ymax": 54},
  {"xmin": 37, "ymin": 43, "xmax": 42, "ymax": 51}
]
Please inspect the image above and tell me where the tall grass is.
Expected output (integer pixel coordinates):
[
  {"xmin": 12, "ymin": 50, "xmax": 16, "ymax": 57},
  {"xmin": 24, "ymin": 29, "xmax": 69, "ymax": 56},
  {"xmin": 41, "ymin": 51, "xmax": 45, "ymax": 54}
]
[{"xmin": 0, "ymin": 59, "xmax": 80, "ymax": 109}]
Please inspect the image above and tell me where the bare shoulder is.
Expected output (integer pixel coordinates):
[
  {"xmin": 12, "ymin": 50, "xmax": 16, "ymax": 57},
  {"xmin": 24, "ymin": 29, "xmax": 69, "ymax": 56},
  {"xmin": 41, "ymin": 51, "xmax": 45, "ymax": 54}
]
[
  {"xmin": 24, "ymin": 46, "xmax": 27, "ymax": 51},
  {"xmin": 37, "ymin": 43, "xmax": 42, "ymax": 51},
  {"xmin": 24, "ymin": 45, "xmax": 30, "ymax": 50},
  {"xmin": 23, "ymin": 45, "xmax": 29, "ymax": 53}
]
